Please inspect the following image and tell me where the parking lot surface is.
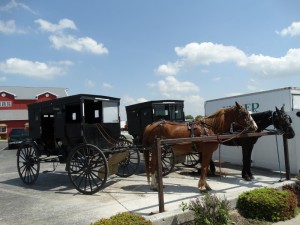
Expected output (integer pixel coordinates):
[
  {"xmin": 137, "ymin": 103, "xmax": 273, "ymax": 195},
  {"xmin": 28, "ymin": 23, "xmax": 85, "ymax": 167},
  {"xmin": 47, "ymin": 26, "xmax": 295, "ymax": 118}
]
[{"xmin": 0, "ymin": 141, "xmax": 297, "ymax": 225}]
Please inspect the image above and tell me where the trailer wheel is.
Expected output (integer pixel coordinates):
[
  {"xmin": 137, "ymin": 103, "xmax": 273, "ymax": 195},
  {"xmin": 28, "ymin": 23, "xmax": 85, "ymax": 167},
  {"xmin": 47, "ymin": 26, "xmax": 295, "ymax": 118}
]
[
  {"xmin": 17, "ymin": 141, "xmax": 40, "ymax": 185},
  {"xmin": 116, "ymin": 139, "xmax": 140, "ymax": 177},
  {"xmin": 182, "ymin": 152, "xmax": 200, "ymax": 167},
  {"xmin": 67, "ymin": 144, "xmax": 108, "ymax": 195}
]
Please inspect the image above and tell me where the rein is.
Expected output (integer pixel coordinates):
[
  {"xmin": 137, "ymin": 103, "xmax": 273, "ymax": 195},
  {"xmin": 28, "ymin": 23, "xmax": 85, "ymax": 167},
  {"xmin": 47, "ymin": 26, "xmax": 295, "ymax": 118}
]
[
  {"xmin": 216, "ymin": 128, "xmax": 248, "ymax": 144},
  {"xmin": 260, "ymin": 111, "xmax": 285, "ymax": 181}
]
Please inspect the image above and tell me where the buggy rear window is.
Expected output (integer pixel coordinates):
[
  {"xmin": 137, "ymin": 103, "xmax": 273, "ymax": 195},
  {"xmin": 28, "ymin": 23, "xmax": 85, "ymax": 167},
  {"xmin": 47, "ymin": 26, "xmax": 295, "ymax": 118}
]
[{"xmin": 103, "ymin": 101, "xmax": 119, "ymax": 123}]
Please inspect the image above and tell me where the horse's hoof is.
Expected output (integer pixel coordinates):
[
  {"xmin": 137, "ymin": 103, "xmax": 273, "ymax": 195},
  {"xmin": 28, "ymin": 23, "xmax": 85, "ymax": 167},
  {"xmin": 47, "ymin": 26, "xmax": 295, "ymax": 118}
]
[
  {"xmin": 205, "ymin": 186, "xmax": 212, "ymax": 191},
  {"xmin": 242, "ymin": 175, "xmax": 251, "ymax": 181},
  {"xmin": 199, "ymin": 188, "xmax": 208, "ymax": 193},
  {"xmin": 150, "ymin": 187, "xmax": 158, "ymax": 191},
  {"xmin": 249, "ymin": 175, "xmax": 255, "ymax": 179}
]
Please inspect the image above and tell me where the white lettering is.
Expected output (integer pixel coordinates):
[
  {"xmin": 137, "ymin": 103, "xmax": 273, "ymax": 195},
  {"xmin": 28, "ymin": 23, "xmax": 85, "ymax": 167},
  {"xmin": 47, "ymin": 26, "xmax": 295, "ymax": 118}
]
[{"xmin": 223, "ymin": 103, "xmax": 260, "ymax": 112}]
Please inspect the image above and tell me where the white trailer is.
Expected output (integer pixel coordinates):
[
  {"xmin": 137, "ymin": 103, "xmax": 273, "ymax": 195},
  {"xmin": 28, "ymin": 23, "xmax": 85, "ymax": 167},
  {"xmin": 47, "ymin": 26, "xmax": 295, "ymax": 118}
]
[{"xmin": 205, "ymin": 87, "xmax": 300, "ymax": 175}]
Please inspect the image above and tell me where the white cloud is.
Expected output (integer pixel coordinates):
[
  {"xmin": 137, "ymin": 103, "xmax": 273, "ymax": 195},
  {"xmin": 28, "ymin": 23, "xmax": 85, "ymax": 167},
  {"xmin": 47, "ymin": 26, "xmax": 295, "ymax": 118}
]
[
  {"xmin": 35, "ymin": 18, "xmax": 77, "ymax": 33},
  {"xmin": 85, "ymin": 79, "xmax": 96, "ymax": 88},
  {"xmin": 122, "ymin": 95, "xmax": 147, "ymax": 106},
  {"xmin": 157, "ymin": 42, "xmax": 300, "ymax": 79},
  {"xmin": 155, "ymin": 76, "xmax": 199, "ymax": 98},
  {"xmin": 102, "ymin": 82, "xmax": 113, "ymax": 88},
  {"xmin": 35, "ymin": 18, "xmax": 108, "ymax": 55},
  {"xmin": 247, "ymin": 79, "xmax": 260, "ymax": 91},
  {"xmin": 156, "ymin": 62, "xmax": 183, "ymax": 76},
  {"xmin": 49, "ymin": 34, "xmax": 108, "ymax": 54},
  {"xmin": 175, "ymin": 42, "xmax": 247, "ymax": 65},
  {"xmin": 0, "ymin": 58, "xmax": 72, "ymax": 79},
  {"xmin": 0, "ymin": 0, "xmax": 37, "ymax": 15},
  {"xmin": 243, "ymin": 48, "xmax": 300, "ymax": 77},
  {"xmin": 120, "ymin": 96, "xmax": 148, "ymax": 120},
  {"xmin": 225, "ymin": 92, "xmax": 243, "ymax": 97},
  {"xmin": 184, "ymin": 95, "xmax": 205, "ymax": 116},
  {"xmin": 212, "ymin": 77, "xmax": 221, "ymax": 81},
  {"xmin": 0, "ymin": 20, "xmax": 25, "ymax": 34},
  {"xmin": 277, "ymin": 21, "xmax": 300, "ymax": 37}
]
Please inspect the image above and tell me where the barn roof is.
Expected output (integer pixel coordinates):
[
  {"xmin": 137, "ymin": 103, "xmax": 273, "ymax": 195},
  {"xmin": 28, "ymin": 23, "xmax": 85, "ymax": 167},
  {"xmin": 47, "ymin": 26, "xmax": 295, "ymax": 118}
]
[{"xmin": 0, "ymin": 86, "xmax": 68, "ymax": 100}]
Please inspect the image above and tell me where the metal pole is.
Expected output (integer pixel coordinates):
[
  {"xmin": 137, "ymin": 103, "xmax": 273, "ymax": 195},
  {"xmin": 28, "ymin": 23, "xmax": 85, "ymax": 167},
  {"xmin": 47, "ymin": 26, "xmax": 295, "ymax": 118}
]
[
  {"xmin": 283, "ymin": 135, "xmax": 291, "ymax": 180},
  {"xmin": 156, "ymin": 138, "xmax": 165, "ymax": 213}
]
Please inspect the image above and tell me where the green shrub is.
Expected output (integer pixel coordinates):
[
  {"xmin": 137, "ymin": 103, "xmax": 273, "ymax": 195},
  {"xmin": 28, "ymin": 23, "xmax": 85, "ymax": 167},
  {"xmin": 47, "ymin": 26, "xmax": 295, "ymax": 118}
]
[
  {"xmin": 90, "ymin": 212, "xmax": 152, "ymax": 225},
  {"xmin": 283, "ymin": 181, "xmax": 300, "ymax": 206},
  {"xmin": 181, "ymin": 193, "xmax": 230, "ymax": 225},
  {"xmin": 237, "ymin": 187, "xmax": 298, "ymax": 222}
]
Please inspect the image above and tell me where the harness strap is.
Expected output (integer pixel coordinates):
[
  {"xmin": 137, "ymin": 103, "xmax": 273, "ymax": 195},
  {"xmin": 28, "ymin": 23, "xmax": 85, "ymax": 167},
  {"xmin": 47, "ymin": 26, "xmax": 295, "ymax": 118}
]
[{"xmin": 218, "ymin": 144, "xmax": 222, "ymax": 178}]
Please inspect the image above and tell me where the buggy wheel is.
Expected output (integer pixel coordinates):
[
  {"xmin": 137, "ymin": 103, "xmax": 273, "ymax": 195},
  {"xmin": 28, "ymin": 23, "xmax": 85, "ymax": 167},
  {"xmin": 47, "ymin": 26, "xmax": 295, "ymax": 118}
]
[
  {"xmin": 17, "ymin": 141, "xmax": 40, "ymax": 185},
  {"xmin": 155, "ymin": 145, "xmax": 175, "ymax": 176},
  {"xmin": 182, "ymin": 152, "xmax": 200, "ymax": 167},
  {"xmin": 116, "ymin": 139, "xmax": 140, "ymax": 177},
  {"xmin": 67, "ymin": 144, "xmax": 108, "ymax": 195}
]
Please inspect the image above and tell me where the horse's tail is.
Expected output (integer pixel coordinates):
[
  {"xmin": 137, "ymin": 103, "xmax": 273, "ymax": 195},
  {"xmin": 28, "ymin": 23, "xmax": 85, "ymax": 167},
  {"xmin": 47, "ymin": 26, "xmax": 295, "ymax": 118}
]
[
  {"xmin": 142, "ymin": 123, "xmax": 154, "ymax": 184},
  {"xmin": 142, "ymin": 121, "xmax": 164, "ymax": 183}
]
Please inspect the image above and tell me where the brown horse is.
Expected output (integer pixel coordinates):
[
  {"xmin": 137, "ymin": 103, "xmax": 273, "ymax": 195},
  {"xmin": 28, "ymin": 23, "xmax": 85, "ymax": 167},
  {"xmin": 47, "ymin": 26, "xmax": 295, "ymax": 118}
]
[{"xmin": 142, "ymin": 102, "xmax": 258, "ymax": 191}]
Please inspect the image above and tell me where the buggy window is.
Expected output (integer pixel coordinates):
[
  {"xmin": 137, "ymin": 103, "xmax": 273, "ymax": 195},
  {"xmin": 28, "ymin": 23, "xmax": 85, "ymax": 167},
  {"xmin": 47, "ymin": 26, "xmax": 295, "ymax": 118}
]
[
  {"xmin": 153, "ymin": 104, "xmax": 184, "ymax": 121},
  {"xmin": 154, "ymin": 105, "xmax": 169, "ymax": 120},
  {"xmin": 169, "ymin": 104, "xmax": 184, "ymax": 121},
  {"xmin": 103, "ymin": 101, "xmax": 119, "ymax": 123},
  {"xmin": 84, "ymin": 100, "xmax": 102, "ymax": 124},
  {"xmin": 65, "ymin": 104, "xmax": 81, "ymax": 123}
]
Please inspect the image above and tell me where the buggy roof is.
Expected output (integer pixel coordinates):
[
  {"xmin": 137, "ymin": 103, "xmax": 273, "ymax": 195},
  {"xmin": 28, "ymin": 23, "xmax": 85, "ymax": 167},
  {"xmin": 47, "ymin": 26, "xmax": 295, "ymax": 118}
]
[
  {"xmin": 28, "ymin": 94, "xmax": 120, "ymax": 111},
  {"xmin": 125, "ymin": 100, "xmax": 184, "ymax": 111}
]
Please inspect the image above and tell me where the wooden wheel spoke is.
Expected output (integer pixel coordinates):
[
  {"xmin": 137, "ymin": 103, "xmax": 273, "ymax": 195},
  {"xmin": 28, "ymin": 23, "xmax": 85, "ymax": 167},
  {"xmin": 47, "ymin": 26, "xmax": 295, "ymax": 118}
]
[
  {"xmin": 68, "ymin": 144, "xmax": 108, "ymax": 194},
  {"xmin": 17, "ymin": 142, "xmax": 40, "ymax": 185}
]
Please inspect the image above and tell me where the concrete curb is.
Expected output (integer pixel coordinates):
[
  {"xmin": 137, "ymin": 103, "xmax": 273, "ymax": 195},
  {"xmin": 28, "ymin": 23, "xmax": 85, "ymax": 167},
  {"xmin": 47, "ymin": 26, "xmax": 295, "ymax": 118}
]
[{"xmin": 146, "ymin": 180, "xmax": 296, "ymax": 225}]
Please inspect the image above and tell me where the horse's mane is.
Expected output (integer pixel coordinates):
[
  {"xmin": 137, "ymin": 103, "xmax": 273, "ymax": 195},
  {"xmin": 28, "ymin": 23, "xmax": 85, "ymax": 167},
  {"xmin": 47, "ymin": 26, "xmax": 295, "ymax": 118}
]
[
  {"xmin": 206, "ymin": 107, "xmax": 226, "ymax": 119},
  {"xmin": 201, "ymin": 108, "xmax": 227, "ymax": 133},
  {"xmin": 252, "ymin": 110, "xmax": 272, "ymax": 118},
  {"xmin": 251, "ymin": 110, "xmax": 272, "ymax": 131}
]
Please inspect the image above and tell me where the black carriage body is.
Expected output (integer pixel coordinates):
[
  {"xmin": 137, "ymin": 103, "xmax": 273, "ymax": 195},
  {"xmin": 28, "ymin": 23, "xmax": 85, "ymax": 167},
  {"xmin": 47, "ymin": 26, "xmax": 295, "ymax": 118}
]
[
  {"xmin": 27, "ymin": 94, "xmax": 121, "ymax": 155},
  {"xmin": 126, "ymin": 100, "xmax": 184, "ymax": 144}
]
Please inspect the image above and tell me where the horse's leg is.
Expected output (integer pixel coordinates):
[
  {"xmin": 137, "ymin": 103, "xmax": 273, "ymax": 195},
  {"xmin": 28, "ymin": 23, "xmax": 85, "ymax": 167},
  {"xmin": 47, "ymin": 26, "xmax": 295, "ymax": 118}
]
[
  {"xmin": 246, "ymin": 145, "xmax": 254, "ymax": 179},
  {"xmin": 241, "ymin": 146, "xmax": 249, "ymax": 180},
  {"xmin": 198, "ymin": 153, "xmax": 215, "ymax": 176},
  {"xmin": 150, "ymin": 149, "xmax": 159, "ymax": 191},
  {"xmin": 209, "ymin": 158, "xmax": 216, "ymax": 176},
  {"xmin": 242, "ymin": 145, "xmax": 254, "ymax": 181},
  {"xmin": 144, "ymin": 150, "xmax": 150, "ymax": 184},
  {"xmin": 198, "ymin": 150, "xmax": 213, "ymax": 192}
]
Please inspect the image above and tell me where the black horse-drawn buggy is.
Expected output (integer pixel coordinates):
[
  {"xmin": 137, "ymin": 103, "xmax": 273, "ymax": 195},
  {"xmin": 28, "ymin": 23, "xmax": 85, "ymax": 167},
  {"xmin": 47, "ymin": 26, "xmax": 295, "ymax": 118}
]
[
  {"xmin": 17, "ymin": 94, "xmax": 140, "ymax": 194},
  {"xmin": 126, "ymin": 100, "xmax": 197, "ymax": 175}
]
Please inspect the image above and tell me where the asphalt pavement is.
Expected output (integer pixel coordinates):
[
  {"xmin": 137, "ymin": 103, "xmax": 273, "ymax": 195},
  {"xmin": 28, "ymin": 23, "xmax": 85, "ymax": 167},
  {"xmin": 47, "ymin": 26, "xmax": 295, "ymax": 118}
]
[{"xmin": 0, "ymin": 141, "xmax": 299, "ymax": 225}]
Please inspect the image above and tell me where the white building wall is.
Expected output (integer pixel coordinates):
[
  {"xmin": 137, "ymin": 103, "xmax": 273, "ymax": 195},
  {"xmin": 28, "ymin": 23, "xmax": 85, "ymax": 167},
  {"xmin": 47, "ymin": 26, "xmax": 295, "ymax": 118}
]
[{"xmin": 206, "ymin": 88, "xmax": 300, "ymax": 175}]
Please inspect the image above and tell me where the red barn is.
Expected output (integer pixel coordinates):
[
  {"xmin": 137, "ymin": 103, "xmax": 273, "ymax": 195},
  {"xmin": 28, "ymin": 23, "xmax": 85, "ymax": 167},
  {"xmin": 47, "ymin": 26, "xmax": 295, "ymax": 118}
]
[{"xmin": 0, "ymin": 86, "xmax": 68, "ymax": 140}]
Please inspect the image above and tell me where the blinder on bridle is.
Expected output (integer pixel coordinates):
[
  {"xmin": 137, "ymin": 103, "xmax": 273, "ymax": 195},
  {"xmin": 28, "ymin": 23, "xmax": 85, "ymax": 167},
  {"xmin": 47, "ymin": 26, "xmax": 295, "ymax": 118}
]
[
  {"xmin": 234, "ymin": 106, "xmax": 256, "ymax": 131},
  {"xmin": 272, "ymin": 111, "xmax": 292, "ymax": 132}
]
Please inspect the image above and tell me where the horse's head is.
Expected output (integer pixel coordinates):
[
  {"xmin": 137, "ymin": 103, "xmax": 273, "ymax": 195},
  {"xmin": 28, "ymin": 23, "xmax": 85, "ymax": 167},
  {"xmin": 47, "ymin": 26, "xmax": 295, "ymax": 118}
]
[
  {"xmin": 231, "ymin": 102, "xmax": 258, "ymax": 132},
  {"xmin": 273, "ymin": 106, "xmax": 295, "ymax": 139}
]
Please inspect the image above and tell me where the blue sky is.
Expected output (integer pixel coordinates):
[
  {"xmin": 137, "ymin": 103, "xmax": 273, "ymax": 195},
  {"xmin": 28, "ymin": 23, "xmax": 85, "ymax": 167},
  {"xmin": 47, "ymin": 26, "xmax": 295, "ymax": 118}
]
[{"xmin": 0, "ymin": 0, "xmax": 300, "ymax": 119}]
